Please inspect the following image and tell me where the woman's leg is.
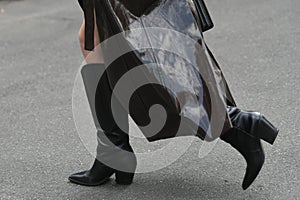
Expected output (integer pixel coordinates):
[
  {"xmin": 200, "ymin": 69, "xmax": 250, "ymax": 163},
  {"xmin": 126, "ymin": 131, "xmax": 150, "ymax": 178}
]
[
  {"xmin": 69, "ymin": 15, "xmax": 136, "ymax": 186},
  {"xmin": 77, "ymin": 17, "xmax": 103, "ymax": 130},
  {"xmin": 78, "ymin": 17, "xmax": 103, "ymax": 64}
]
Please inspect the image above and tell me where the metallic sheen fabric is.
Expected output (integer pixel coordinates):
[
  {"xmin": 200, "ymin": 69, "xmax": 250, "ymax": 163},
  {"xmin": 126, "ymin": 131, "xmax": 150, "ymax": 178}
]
[{"xmin": 78, "ymin": 0, "xmax": 236, "ymax": 142}]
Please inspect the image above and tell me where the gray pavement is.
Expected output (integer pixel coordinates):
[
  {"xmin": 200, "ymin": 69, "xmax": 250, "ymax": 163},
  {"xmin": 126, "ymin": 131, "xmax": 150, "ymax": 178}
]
[{"xmin": 0, "ymin": 0, "xmax": 299, "ymax": 199}]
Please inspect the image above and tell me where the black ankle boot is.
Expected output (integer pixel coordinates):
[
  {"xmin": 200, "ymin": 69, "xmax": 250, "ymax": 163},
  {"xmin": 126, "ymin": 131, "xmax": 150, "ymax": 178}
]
[
  {"xmin": 221, "ymin": 106, "xmax": 279, "ymax": 190},
  {"xmin": 68, "ymin": 156, "xmax": 136, "ymax": 186},
  {"xmin": 68, "ymin": 159, "xmax": 114, "ymax": 186}
]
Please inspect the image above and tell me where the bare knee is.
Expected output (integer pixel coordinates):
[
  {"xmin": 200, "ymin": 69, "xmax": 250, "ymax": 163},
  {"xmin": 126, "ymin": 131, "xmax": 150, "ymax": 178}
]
[
  {"xmin": 78, "ymin": 21, "xmax": 85, "ymax": 47},
  {"xmin": 78, "ymin": 19, "xmax": 100, "ymax": 49},
  {"xmin": 78, "ymin": 17, "xmax": 103, "ymax": 63}
]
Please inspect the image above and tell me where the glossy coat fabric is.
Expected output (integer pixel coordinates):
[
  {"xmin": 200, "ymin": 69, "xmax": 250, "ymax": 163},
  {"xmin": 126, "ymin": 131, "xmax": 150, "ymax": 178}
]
[{"xmin": 78, "ymin": 0, "xmax": 236, "ymax": 142}]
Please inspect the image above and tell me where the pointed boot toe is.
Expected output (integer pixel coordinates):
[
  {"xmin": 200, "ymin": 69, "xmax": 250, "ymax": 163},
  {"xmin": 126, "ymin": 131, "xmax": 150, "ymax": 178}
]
[
  {"xmin": 68, "ymin": 159, "xmax": 115, "ymax": 186},
  {"xmin": 68, "ymin": 170, "xmax": 112, "ymax": 186},
  {"xmin": 69, "ymin": 171, "xmax": 92, "ymax": 186},
  {"xmin": 241, "ymin": 150, "xmax": 265, "ymax": 190}
]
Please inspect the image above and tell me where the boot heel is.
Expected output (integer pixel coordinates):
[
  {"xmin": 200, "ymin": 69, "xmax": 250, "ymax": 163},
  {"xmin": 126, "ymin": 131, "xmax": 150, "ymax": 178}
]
[
  {"xmin": 257, "ymin": 115, "xmax": 279, "ymax": 145},
  {"xmin": 115, "ymin": 171, "xmax": 134, "ymax": 185}
]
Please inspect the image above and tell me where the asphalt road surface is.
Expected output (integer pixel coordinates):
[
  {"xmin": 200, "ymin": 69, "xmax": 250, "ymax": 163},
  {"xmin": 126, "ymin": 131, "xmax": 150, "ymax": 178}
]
[{"xmin": 0, "ymin": 0, "xmax": 299, "ymax": 199}]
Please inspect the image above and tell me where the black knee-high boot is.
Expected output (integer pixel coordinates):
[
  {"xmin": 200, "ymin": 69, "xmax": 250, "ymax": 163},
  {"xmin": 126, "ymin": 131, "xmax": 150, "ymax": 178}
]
[
  {"xmin": 69, "ymin": 64, "xmax": 136, "ymax": 186},
  {"xmin": 220, "ymin": 106, "xmax": 279, "ymax": 190}
]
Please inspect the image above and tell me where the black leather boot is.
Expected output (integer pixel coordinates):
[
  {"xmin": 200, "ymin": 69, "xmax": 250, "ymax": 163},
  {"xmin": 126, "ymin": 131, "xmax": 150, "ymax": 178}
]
[
  {"xmin": 68, "ymin": 159, "xmax": 114, "ymax": 186},
  {"xmin": 220, "ymin": 106, "xmax": 279, "ymax": 190},
  {"xmin": 69, "ymin": 64, "xmax": 136, "ymax": 186},
  {"xmin": 69, "ymin": 145, "xmax": 136, "ymax": 186},
  {"xmin": 68, "ymin": 150, "xmax": 136, "ymax": 186},
  {"xmin": 69, "ymin": 134, "xmax": 136, "ymax": 186}
]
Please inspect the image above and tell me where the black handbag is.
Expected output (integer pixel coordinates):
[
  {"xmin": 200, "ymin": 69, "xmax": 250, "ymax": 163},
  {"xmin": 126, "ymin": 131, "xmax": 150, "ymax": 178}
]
[{"xmin": 194, "ymin": 0, "xmax": 214, "ymax": 32}]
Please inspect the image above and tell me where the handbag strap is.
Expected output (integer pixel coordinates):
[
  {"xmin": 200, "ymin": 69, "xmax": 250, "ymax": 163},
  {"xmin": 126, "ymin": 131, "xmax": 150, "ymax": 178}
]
[{"xmin": 82, "ymin": 0, "xmax": 95, "ymax": 51}]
